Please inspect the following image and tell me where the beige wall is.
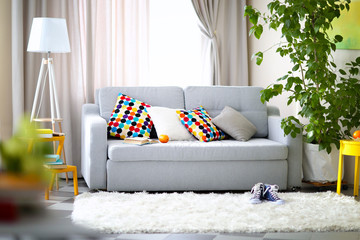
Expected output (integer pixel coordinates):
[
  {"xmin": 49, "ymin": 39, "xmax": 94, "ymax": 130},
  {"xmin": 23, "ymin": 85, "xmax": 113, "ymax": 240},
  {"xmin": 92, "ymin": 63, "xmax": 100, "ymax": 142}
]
[
  {"xmin": 247, "ymin": 0, "xmax": 360, "ymax": 185},
  {"xmin": 0, "ymin": 0, "xmax": 12, "ymax": 140},
  {"xmin": 248, "ymin": 0, "xmax": 297, "ymax": 118}
]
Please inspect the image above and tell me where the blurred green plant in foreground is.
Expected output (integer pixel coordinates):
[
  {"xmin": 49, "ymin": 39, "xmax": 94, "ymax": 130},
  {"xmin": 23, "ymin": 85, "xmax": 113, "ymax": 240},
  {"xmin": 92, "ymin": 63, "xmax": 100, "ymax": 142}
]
[{"xmin": 0, "ymin": 116, "xmax": 51, "ymax": 181}]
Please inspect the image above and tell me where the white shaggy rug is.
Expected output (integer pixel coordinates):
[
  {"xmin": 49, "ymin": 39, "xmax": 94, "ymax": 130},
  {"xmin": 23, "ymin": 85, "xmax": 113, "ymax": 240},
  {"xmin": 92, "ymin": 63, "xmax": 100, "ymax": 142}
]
[{"xmin": 71, "ymin": 191, "xmax": 360, "ymax": 233}]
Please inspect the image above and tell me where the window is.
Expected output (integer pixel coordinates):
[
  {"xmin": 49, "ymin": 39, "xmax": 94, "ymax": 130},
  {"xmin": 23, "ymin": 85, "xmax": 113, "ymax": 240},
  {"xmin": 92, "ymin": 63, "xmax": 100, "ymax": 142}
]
[{"xmin": 146, "ymin": 0, "xmax": 204, "ymax": 87}]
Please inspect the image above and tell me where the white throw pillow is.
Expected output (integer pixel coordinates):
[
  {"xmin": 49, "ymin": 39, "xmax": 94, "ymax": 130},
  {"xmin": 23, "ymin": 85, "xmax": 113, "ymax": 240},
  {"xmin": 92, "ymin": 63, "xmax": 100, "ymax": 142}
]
[
  {"xmin": 147, "ymin": 106, "xmax": 195, "ymax": 141},
  {"xmin": 212, "ymin": 106, "xmax": 257, "ymax": 141}
]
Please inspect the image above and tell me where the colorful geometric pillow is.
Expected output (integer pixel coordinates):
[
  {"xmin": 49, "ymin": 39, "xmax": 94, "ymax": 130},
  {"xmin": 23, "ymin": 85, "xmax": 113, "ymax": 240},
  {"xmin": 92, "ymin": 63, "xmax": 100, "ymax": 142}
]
[
  {"xmin": 107, "ymin": 93, "xmax": 153, "ymax": 139},
  {"xmin": 176, "ymin": 106, "xmax": 226, "ymax": 142}
]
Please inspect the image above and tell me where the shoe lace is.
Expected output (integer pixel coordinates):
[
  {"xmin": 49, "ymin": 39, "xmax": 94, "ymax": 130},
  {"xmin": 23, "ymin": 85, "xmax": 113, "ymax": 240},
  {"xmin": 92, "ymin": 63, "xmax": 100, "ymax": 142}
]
[
  {"xmin": 250, "ymin": 183, "xmax": 263, "ymax": 199},
  {"xmin": 263, "ymin": 184, "xmax": 281, "ymax": 200}
]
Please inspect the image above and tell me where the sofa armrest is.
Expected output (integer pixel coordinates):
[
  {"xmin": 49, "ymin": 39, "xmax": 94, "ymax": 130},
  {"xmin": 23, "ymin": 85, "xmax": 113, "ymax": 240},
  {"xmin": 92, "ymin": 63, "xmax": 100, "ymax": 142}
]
[
  {"xmin": 81, "ymin": 104, "xmax": 107, "ymax": 190},
  {"xmin": 268, "ymin": 114, "xmax": 303, "ymax": 190},
  {"xmin": 267, "ymin": 105, "xmax": 281, "ymax": 117}
]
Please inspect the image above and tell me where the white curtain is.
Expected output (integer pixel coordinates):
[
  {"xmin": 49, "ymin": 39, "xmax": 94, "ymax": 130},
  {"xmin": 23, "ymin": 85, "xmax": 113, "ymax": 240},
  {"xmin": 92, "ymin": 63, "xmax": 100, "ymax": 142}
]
[
  {"xmin": 11, "ymin": 0, "xmax": 149, "ymax": 176},
  {"xmin": 217, "ymin": 0, "xmax": 248, "ymax": 86},
  {"xmin": 192, "ymin": 0, "xmax": 249, "ymax": 86},
  {"xmin": 11, "ymin": 0, "xmax": 25, "ymax": 129},
  {"xmin": 191, "ymin": 0, "xmax": 221, "ymax": 85},
  {"xmin": 112, "ymin": 0, "xmax": 149, "ymax": 87}
]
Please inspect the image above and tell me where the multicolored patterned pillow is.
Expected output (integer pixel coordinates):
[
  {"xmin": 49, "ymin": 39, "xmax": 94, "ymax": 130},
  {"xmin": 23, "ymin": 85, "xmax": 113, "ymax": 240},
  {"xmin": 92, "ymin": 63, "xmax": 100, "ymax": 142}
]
[
  {"xmin": 107, "ymin": 93, "xmax": 153, "ymax": 139},
  {"xmin": 176, "ymin": 106, "xmax": 226, "ymax": 142}
]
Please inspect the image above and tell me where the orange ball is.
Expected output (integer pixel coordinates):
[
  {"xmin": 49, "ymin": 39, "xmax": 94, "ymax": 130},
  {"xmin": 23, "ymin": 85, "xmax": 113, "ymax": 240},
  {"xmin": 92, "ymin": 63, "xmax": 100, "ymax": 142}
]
[
  {"xmin": 353, "ymin": 130, "xmax": 360, "ymax": 139},
  {"xmin": 159, "ymin": 134, "xmax": 169, "ymax": 143}
]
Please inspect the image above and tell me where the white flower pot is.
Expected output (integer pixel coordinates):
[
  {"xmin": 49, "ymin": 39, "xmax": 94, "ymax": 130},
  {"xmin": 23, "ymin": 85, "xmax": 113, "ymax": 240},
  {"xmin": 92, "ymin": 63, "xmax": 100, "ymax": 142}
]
[{"xmin": 302, "ymin": 142, "xmax": 343, "ymax": 182}]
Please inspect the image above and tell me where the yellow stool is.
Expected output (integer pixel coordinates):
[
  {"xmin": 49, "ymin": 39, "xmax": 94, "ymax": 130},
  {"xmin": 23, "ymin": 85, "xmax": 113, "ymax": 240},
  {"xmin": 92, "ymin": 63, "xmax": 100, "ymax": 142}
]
[
  {"xmin": 45, "ymin": 165, "xmax": 79, "ymax": 200},
  {"xmin": 337, "ymin": 140, "xmax": 360, "ymax": 196}
]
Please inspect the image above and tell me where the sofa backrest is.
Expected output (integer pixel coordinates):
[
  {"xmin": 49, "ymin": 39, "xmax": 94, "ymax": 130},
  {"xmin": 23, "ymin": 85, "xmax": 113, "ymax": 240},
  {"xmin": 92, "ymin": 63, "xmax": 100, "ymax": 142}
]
[
  {"xmin": 97, "ymin": 86, "xmax": 268, "ymax": 138},
  {"xmin": 97, "ymin": 86, "xmax": 185, "ymax": 120},
  {"xmin": 184, "ymin": 86, "xmax": 268, "ymax": 137}
]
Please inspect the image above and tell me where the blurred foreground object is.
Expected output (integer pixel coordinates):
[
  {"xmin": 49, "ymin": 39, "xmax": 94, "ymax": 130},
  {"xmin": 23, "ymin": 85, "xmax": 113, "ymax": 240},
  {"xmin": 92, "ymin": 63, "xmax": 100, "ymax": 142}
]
[{"xmin": 0, "ymin": 117, "xmax": 49, "ymax": 222}]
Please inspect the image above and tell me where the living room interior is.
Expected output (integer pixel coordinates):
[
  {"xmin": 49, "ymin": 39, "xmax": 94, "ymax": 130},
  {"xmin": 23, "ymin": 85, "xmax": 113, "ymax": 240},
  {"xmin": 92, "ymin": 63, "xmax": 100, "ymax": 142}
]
[{"xmin": 1, "ymin": 0, "xmax": 360, "ymax": 240}]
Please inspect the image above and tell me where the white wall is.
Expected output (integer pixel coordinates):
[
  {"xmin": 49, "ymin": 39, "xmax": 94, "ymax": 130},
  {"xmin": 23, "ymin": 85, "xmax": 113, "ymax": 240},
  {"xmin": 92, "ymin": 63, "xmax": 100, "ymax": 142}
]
[
  {"xmin": 0, "ymin": 0, "xmax": 12, "ymax": 141},
  {"xmin": 247, "ymin": 0, "xmax": 360, "ymax": 185},
  {"xmin": 248, "ymin": 0, "xmax": 297, "ymax": 118}
]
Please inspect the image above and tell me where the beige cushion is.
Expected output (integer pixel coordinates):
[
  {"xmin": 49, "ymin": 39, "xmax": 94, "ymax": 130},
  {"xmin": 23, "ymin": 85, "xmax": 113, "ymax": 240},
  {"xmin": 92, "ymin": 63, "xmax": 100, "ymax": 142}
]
[
  {"xmin": 212, "ymin": 106, "xmax": 257, "ymax": 141},
  {"xmin": 147, "ymin": 106, "xmax": 195, "ymax": 141}
]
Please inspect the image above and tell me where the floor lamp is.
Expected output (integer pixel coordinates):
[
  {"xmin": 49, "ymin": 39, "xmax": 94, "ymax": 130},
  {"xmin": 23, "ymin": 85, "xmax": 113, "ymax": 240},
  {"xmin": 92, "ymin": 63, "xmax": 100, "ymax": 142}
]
[
  {"xmin": 27, "ymin": 18, "xmax": 71, "ymax": 187},
  {"xmin": 27, "ymin": 18, "xmax": 71, "ymax": 124}
]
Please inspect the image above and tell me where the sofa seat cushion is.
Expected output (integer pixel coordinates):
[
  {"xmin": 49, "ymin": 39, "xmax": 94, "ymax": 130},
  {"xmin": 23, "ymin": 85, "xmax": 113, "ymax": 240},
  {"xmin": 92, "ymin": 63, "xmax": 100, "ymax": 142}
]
[{"xmin": 107, "ymin": 138, "xmax": 288, "ymax": 162}]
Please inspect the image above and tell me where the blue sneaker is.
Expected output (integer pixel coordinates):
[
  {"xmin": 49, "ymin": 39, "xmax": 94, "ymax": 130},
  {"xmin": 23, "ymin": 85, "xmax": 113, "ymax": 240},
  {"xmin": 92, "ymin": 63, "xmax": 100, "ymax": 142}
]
[
  {"xmin": 250, "ymin": 182, "xmax": 265, "ymax": 204},
  {"xmin": 263, "ymin": 184, "xmax": 285, "ymax": 205}
]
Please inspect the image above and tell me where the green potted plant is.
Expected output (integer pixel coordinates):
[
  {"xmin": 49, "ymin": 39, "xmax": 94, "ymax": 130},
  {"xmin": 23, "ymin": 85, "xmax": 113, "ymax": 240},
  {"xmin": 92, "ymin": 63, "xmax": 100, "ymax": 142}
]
[
  {"xmin": 0, "ymin": 117, "xmax": 52, "ymax": 220},
  {"xmin": 0, "ymin": 117, "xmax": 50, "ymax": 183},
  {"xmin": 245, "ymin": 0, "xmax": 360, "ymax": 182}
]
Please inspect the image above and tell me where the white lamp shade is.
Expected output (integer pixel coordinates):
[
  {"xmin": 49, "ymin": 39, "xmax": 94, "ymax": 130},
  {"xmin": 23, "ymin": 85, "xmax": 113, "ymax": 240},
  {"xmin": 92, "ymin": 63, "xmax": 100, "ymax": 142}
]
[{"xmin": 27, "ymin": 18, "xmax": 71, "ymax": 53}]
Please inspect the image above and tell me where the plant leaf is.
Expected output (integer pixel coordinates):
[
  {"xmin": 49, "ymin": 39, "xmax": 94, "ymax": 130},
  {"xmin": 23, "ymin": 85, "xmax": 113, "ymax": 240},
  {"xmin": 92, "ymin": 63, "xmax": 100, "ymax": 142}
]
[
  {"xmin": 335, "ymin": 35, "xmax": 343, "ymax": 43},
  {"xmin": 255, "ymin": 52, "xmax": 263, "ymax": 65},
  {"xmin": 254, "ymin": 25, "xmax": 263, "ymax": 39},
  {"xmin": 292, "ymin": 64, "xmax": 300, "ymax": 71}
]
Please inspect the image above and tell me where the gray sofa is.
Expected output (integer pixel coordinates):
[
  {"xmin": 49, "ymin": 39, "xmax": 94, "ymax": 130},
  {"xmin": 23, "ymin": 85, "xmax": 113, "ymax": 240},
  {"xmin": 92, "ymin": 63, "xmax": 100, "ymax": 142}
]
[{"xmin": 81, "ymin": 86, "xmax": 302, "ymax": 191}]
